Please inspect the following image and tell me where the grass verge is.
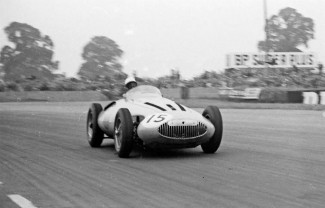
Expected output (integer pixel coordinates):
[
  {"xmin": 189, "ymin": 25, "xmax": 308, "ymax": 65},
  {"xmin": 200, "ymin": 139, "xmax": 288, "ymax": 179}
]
[{"xmin": 175, "ymin": 99, "xmax": 325, "ymax": 111}]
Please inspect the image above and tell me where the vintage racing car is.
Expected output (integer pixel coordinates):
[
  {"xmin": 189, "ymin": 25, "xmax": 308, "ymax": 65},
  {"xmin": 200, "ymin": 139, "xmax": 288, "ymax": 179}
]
[{"xmin": 86, "ymin": 85, "xmax": 223, "ymax": 158}]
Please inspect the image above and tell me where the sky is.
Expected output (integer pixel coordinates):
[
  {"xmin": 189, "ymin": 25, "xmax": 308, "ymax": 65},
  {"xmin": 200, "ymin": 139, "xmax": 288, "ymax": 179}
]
[{"xmin": 0, "ymin": 0, "xmax": 324, "ymax": 79}]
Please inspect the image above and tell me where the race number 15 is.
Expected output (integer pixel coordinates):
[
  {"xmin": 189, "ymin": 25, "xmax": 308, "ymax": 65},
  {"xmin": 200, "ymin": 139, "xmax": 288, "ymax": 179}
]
[{"xmin": 147, "ymin": 114, "xmax": 167, "ymax": 123}]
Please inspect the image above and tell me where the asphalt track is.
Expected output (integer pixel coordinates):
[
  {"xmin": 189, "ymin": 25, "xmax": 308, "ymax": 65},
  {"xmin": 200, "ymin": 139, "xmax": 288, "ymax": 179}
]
[{"xmin": 1, "ymin": 102, "xmax": 325, "ymax": 208}]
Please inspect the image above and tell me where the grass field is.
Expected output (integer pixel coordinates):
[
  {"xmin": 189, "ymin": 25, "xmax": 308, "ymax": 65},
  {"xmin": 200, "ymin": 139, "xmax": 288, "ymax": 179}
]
[
  {"xmin": 1, "ymin": 89, "xmax": 325, "ymax": 111},
  {"xmin": 161, "ymin": 87, "xmax": 221, "ymax": 99},
  {"xmin": 161, "ymin": 87, "xmax": 325, "ymax": 110},
  {"xmin": 173, "ymin": 98, "xmax": 325, "ymax": 111},
  {"xmin": 0, "ymin": 91, "xmax": 107, "ymax": 102}
]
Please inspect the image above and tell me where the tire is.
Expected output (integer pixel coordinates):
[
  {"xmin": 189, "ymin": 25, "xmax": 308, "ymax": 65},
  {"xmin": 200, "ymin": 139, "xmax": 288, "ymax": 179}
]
[
  {"xmin": 114, "ymin": 108, "xmax": 134, "ymax": 158},
  {"xmin": 201, "ymin": 106, "xmax": 223, "ymax": 153},
  {"xmin": 87, "ymin": 103, "xmax": 104, "ymax": 147}
]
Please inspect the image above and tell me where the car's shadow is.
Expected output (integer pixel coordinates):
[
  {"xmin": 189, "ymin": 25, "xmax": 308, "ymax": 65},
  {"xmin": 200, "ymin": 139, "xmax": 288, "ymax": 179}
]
[{"xmin": 100, "ymin": 140, "xmax": 228, "ymax": 159}]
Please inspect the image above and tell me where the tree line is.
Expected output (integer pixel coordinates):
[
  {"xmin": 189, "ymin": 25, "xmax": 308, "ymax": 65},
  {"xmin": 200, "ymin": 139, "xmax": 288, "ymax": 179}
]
[
  {"xmin": 0, "ymin": 7, "xmax": 321, "ymax": 95},
  {"xmin": 0, "ymin": 22, "xmax": 125, "ymax": 82}
]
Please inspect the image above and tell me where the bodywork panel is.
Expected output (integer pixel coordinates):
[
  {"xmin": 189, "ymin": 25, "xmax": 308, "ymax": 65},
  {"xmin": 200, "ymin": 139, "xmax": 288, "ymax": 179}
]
[{"xmin": 97, "ymin": 85, "xmax": 216, "ymax": 148}]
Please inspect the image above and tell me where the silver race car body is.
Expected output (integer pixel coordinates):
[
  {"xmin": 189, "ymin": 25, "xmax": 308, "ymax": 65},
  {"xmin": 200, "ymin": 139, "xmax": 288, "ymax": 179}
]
[{"xmin": 87, "ymin": 85, "xmax": 223, "ymax": 157}]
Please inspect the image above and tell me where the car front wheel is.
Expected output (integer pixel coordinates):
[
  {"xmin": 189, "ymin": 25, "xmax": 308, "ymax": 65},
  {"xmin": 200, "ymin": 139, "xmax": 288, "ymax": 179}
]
[
  {"xmin": 201, "ymin": 106, "xmax": 223, "ymax": 153},
  {"xmin": 114, "ymin": 108, "xmax": 134, "ymax": 158},
  {"xmin": 87, "ymin": 103, "xmax": 104, "ymax": 147}
]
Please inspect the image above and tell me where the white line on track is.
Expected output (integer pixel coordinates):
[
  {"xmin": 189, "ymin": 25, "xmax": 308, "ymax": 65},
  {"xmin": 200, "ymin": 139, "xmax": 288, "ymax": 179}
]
[{"xmin": 8, "ymin": 195, "xmax": 38, "ymax": 208}]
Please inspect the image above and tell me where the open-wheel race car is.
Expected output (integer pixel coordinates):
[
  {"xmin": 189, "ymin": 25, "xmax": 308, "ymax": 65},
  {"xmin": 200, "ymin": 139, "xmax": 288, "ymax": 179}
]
[{"xmin": 86, "ymin": 85, "xmax": 223, "ymax": 158}]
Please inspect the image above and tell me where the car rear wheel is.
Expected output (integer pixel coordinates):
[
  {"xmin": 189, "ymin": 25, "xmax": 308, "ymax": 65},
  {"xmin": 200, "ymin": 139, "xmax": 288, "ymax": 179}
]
[
  {"xmin": 87, "ymin": 103, "xmax": 104, "ymax": 147},
  {"xmin": 201, "ymin": 106, "xmax": 223, "ymax": 153},
  {"xmin": 114, "ymin": 108, "xmax": 134, "ymax": 158}
]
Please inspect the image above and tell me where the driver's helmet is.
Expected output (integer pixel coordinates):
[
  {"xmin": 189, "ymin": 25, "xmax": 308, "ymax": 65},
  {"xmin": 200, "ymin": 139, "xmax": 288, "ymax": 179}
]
[{"xmin": 125, "ymin": 77, "xmax": 137, "ymax": 90}]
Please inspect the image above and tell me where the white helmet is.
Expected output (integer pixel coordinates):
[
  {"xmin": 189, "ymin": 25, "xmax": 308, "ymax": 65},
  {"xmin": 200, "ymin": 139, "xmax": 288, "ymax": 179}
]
[{"xmin": 125, "ymin": 77, "xmax": 136, "ymax": 86}]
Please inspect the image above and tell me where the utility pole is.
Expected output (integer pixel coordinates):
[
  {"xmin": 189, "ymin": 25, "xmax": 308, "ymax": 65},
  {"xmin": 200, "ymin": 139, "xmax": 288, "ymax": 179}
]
[
  {"xmin": 264, "ymin": 0, "xmax": 268, "ymax": 52},
  {"xmin": 263, "ymin": 0, "xmax": 269, "ymax": 75}
]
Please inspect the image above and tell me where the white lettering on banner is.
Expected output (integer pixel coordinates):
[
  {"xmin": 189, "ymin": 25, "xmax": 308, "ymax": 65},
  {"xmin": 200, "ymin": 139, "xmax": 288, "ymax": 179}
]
[
  {"xmin": 229, "ymin": 90, "xmax": 245, "ymax": 98},
  {"xmin": 228, "ymin": 88, "xmax": 261, "ymax": 100},
  {"xmin": 226, "ymin": 52, "xmax": 317, "ymax": 68},
  {"xmin": 303, "ymin": 92, "xmax": 319, "ymax": 104},
  {"xmin": 244, "ymin": 88, "xmax": 262, "ymax": 99},
  {"xmin": 320, "ymin": 92, "xmax": 325, "ymax": 105}
]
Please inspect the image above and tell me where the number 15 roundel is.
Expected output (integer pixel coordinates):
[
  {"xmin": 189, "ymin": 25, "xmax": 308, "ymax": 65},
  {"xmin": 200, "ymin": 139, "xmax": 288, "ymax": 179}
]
[{"xmin": 143, "ymin": 113, "xmax": 171, "ymax": 127}]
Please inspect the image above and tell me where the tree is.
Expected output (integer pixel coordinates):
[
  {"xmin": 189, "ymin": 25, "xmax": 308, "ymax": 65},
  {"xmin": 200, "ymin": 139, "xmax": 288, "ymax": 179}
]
[
  {"xmin": 0, "ymin": 22, "xmax": 59, "ymax": 81},
  {"xmin": 78, "ymin": 36, "xmax": 124, "ymax": 81},
  {"xmin": 258, "ymin": 7, "xmax": 314, "ymax": 52}
]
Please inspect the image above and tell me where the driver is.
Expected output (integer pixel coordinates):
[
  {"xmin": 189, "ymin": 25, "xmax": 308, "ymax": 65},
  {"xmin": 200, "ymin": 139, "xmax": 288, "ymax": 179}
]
[{"xmin": 125, "ymin": 77, "xmax": 138, "ymax": 90}]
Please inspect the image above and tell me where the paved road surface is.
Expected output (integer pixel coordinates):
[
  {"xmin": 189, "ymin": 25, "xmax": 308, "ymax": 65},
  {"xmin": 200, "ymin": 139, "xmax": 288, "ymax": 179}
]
[{"xmin": 1, "ymin": 102, "xmax": 325, "ymax": 208}]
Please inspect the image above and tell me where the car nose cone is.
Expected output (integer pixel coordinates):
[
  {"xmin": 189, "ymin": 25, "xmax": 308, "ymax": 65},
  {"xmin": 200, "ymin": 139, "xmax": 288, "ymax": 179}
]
[{"xmin": 167, "ymin": 120, "xmax": 198, "ymax": 126}]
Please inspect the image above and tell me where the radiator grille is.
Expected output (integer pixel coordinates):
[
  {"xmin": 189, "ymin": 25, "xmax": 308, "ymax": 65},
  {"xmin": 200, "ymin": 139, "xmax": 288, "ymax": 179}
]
[{"xmin": 158, "ymin": 122, "xmax": 207, "ymax": 139}]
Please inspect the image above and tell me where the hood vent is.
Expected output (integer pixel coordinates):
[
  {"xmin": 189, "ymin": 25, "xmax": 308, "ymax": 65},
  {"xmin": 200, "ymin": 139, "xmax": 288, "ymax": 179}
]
[
  {"xmin": 166, "ymin": 104, "xmax": 176, "ymax": 111},
  {"xmin": 175, "ymin": 102, "xmax": 186, "ymax": 111},
  {"xmin": 144, "ymin": 102, "xmax": 166, "ymax": 111}
]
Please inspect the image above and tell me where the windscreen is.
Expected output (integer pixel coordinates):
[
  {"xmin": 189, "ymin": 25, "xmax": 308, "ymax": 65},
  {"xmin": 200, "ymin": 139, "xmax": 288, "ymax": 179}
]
[{"xmin": 125, "ymin": 85, "xmax": 162, "ymax": 100}]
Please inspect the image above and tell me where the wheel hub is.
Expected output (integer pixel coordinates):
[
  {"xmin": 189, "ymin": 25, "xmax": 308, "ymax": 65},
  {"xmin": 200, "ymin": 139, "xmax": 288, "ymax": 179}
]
[{"xmin": 114, "ymin": 120, "xmax": 122, "ymax": 151}]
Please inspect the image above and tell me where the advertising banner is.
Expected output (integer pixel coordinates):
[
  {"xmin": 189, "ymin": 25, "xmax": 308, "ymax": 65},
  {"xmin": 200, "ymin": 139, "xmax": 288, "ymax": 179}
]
[
  {"xmin": 226, "ymin": 52, "xmax": 317, "ymax": 68},
  {"xmin": 228, "ymin": 88, "xmax": 262, "ymax": 100}
]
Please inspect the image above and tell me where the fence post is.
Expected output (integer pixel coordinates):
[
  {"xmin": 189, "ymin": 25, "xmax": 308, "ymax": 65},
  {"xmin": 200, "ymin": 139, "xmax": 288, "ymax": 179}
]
[
  {"xmin": 181, "ymin": 86, "xmax": 189, "ymax": 99},
  {"xmin": 320, "ymin": 91, "xmax": 325, "ymax": 105}
]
